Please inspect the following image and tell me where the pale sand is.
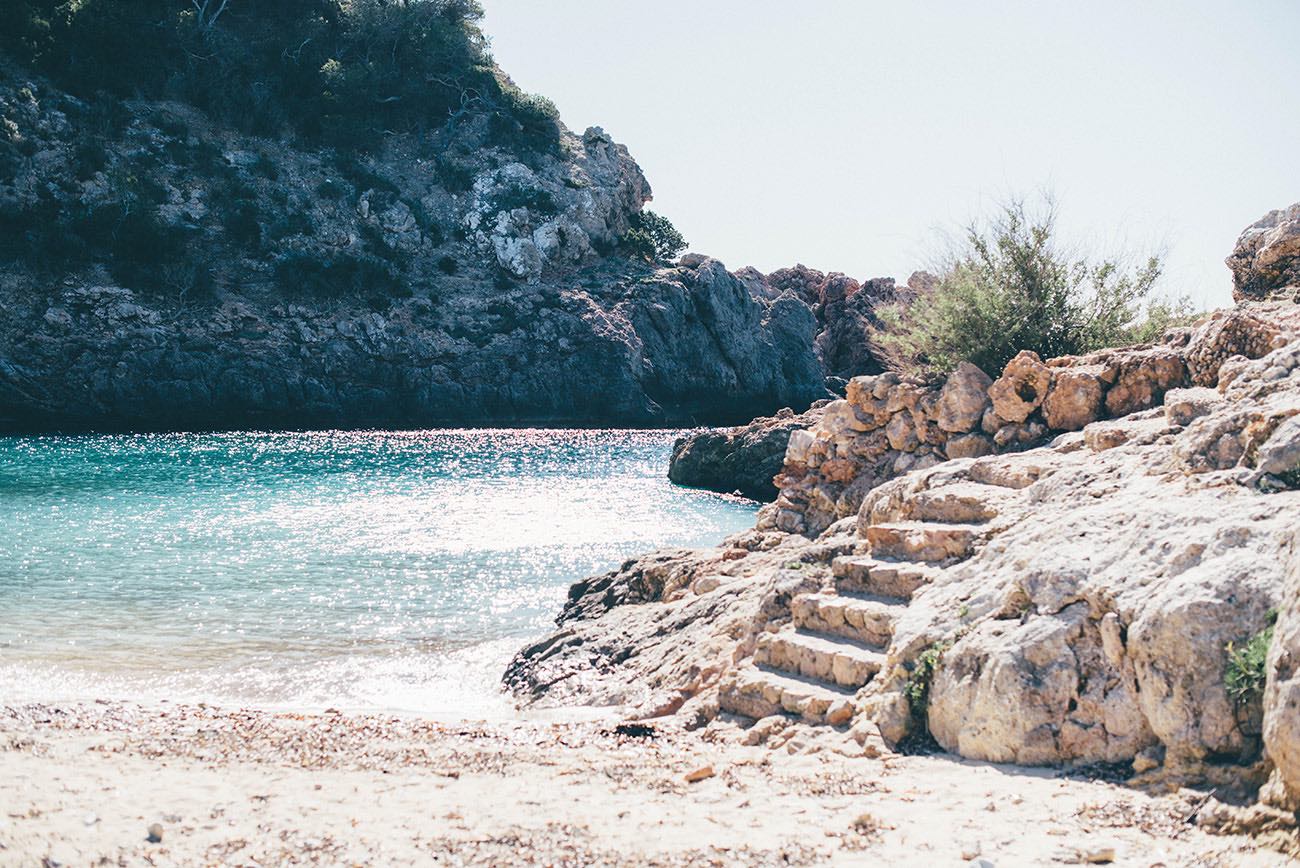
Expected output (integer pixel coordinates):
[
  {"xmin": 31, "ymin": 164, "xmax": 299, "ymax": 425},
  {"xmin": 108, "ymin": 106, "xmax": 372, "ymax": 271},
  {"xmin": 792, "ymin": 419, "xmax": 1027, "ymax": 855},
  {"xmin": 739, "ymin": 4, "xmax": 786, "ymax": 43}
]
[{"xmin": 0, "ymin": 703, "xmax": 1286, "ymax": 866}]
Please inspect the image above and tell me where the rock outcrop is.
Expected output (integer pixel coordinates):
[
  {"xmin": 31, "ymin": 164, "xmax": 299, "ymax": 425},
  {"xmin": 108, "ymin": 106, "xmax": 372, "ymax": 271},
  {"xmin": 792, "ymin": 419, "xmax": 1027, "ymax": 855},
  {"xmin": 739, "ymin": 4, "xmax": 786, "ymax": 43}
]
[
  {"xmin": 1228, "ymin": 203, "xmax": 1300, "ymax": 303},
  {"xmin": 510, "ymin": 298, "xmax": 1300, "ymax": 804},
  {"xmin": 668, "ymin": 404, "xmax": 828, "ymax": 501},
  {"xmin": 767, "ymin": 307, "xmax": 1294, "ymax": 536},
  {"xmin": 0, "ymin": 62, "xmax": 832, "ymax": 429},
  {"xmin": 1263, "ymin": 534, "xmax": 1300, "ymax": 811}
]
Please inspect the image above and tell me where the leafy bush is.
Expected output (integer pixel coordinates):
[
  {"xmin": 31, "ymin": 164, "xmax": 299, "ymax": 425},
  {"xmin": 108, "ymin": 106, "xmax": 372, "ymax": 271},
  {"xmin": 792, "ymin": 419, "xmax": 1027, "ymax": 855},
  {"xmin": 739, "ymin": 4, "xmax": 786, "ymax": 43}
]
[
  {"xmin": 486, "ymin": 75, "xmax": 562, "ymax": 155},
  {"xmin": 904, "ymin": 640, "xmax": 950, "ymax": 724},
  {"xmin": 871, "ymin": 198, "xmax": 1195, "ymax": 379},
  {"xmin": 274, "ymin": 251, "xmax": 402, "ymax": 299},
  {"xmin": 487, "ymin": 181, "xmax": 556, "ymax": 217},
  {"xmin": 623, "ymin": 210, "xmax": 687, "ymax": 263},
  {"xmin": 1225, "ymin": 612, "xmax": 1277, "ymax": 706}
]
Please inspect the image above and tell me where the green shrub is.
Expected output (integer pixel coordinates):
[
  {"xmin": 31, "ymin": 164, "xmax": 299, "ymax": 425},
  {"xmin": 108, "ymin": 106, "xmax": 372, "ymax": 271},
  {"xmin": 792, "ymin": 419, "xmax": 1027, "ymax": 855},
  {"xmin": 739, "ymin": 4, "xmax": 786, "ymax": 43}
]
[
  {"xmin": 434, "ymin": 154, "xmax": 477, "ymax": 192},
  {"xmin": 905, "ymin": 640, "xmax": 950, "ymax": 724},
  {"xmin": 871, "ymin": 198, "xmax": 1196, "ymax": 379},
  {"xmin": 1225, "ymin": 612, "xmax": 1278, "ymax": 706},
  {"xmin": 72, "ymin": 140, "xmax": 109, "ymax": 180},
  {"xmin": 274, "ymin": 251, "xmax": 402, "ymax": 299},
  {"xmin": 623, "ymin": 210, "xmax": 687, "ymax": 263},
  {"xmin": 0, "ymin": 1, "xmax": 560, "ymax": 155},
  {"xmin": 316, "ymin": 178, "xmax": 346, "ymax": 201},
  {"xmin": 487, "ymin": 181, "xmax": 556, "ymax": 217},
  {"xmin": 222, "ymin": 201, "xmax": 262, "ymax": 248},
  {"xmin": 267, "ymin": 211, "xmax": 316, "ymax": 241},
  {"xmin": 486, "ymin": 75, "xmax": 562, "ymax": 155},
  {"xmin": 251, "ymin": 154, "xmax": 279, "ymax": 181}
]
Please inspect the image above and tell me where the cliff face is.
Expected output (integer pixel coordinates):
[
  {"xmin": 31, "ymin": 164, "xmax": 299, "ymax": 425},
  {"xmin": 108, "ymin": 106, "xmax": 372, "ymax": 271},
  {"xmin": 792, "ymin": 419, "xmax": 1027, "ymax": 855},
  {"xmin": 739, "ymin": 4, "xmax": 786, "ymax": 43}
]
[{"xmin": 0, "ymin": 55, "xmax": 829, "ymax": 429}]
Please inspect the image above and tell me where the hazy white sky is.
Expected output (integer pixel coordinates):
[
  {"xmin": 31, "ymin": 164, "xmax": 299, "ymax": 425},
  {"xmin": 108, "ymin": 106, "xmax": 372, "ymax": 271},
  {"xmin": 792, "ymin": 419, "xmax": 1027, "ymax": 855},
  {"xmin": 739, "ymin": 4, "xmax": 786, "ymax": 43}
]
[{"xmin": 482, "ymin": 1, "xmax": 1299, "ymax": 308}]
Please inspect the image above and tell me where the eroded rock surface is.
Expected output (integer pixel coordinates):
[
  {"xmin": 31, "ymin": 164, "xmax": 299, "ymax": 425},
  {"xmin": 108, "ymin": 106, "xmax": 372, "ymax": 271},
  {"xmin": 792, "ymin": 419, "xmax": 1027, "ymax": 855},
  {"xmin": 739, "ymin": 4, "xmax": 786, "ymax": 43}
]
[
  {"xmin": 769, "ymin": 304, "xmax": 1290, "ymax": 536},
  {"xmin": 509, "ymin": 302, "xmax": 1300, "ymax": 803},
  {"xmin": 1228, "ymin": 203, "xmax": 1300, "ymax": 303},
  {"xmin": 668, "ymin": 404, "xmax": 828, "ymax": 501}
]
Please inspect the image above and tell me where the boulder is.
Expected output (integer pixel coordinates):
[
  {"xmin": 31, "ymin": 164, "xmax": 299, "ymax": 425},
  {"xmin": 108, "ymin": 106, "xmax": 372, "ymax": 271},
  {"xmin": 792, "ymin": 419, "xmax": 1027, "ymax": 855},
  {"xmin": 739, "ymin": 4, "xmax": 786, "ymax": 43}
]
[
  {"xmin": 1226, "ymin": 203, "xmax": 1300, "ymax": 303},
  {"xmin": 1042, "ymin": 366, "xmax": 1106, "ymax": 431},
  {"xmin": 945, "ymin": 432, "xmax": 995, "ymax": 460},
  {"xmin": 1185, "ymin": 309, "xmax": 1284, "ymax": 387},
  {"xmin": 993, "ymin": 420, "xmax": 1048, "ymax": 451},
  {"xmin": 1255, "ymin": 414, "xmax": 1300, "ymax": 480},
  {"xmin": 988, "ymin": 350, "xmax": 1051, "ymax": 423},
  {"xmin": 1103, "ymin": 346, "xmax": 1187, "ymax": 417},
  {"xmin": 936, "ymin": 362, "xmax": 993, "ymax": 433},
  {"xmin": 669, "ymin": 405, "xmax": 828, "ymax": 501}
]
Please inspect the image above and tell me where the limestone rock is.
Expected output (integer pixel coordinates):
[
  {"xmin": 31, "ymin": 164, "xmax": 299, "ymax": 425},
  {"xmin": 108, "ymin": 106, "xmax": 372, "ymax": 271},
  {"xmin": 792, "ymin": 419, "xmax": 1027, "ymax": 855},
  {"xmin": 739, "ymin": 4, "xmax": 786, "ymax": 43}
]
[
  {"xmin": 1103, "ymin": 346, "xmax": 1187, "ymax": 417},
  {"xmin": 669, "ymin": 404, "xmax": 828, "ymax": 501},
  {"xmin": 1163, "ymin": 387, "xmax": 1223, "ymax": 427},
  {"xmin": 1042, "ymin": 367, "xmax": 1105, "ymax": 431},
  {"xmin": 1227, "ymin": 202, "xmax": 1300, "ymax": 303},
  {"xmin": 946, "ymin": 432, "xmax": 995, "ymax": 460},
  {"xmin": 988, "ymin": 350, "xmax": 1051, "ymax": 423},
  {"xmin": 1185, "ymin": 309, "xmax": 1284, "ymax": 387},
  {"xmin": 937, "ymin": 363, "xmax": 993, "ymax": 433},
  {"xmin": 1263, "ymin": 533, "xmax": 1300, "ymax": 808},
  {"xmin": 993, "ymin": 421, "xmax": 1047, "ymax": 451},
  {"xmin": 513, "ymin": 303, "xmax": 1300, "ymax": 794},
  {"xmin": 1255, "ymin": 414, "xmax": 1300, "ymax": 480}
]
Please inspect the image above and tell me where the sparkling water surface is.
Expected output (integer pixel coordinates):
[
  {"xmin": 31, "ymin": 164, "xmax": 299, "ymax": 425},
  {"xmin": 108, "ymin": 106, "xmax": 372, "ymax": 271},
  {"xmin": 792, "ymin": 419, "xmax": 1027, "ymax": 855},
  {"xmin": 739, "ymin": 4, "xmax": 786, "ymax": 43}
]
[{"xmin": 0, "ymin": 430, "xmax": 758, "ymax": 716}]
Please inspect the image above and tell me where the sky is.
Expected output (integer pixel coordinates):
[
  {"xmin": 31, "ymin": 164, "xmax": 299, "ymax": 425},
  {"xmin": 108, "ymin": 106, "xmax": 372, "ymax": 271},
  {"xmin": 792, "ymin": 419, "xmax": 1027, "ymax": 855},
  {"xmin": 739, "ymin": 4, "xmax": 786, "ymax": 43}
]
[{"xmin": 481, "ymin": 1, "xmax": 1300, "ymax": 310}]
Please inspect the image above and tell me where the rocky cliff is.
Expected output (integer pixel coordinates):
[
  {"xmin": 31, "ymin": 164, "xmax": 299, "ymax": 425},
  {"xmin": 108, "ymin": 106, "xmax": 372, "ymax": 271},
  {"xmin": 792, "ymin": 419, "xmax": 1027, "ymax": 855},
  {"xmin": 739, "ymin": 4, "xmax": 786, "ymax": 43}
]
[
  {"xmin": 509, "ymin": 206, "xmax": 1300, "ymax": 843},
  {"xmin": 0, "ymin": 58, "xmax": 836, "ymax": 429}
]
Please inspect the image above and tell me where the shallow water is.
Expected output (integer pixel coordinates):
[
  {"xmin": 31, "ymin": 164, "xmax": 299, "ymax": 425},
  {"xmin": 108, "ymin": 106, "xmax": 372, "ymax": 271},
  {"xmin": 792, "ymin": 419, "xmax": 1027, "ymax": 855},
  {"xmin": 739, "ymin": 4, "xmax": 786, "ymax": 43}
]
[{"xmin": 0, "ymin": 430, "xmax": 757, "ymax": 716}]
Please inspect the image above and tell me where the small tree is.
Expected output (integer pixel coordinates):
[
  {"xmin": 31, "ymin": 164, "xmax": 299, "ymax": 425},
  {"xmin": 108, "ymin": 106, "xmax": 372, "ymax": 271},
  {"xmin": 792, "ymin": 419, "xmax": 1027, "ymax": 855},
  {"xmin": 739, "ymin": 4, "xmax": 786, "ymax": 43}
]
[
  {"xmin": 871, "ymin": 197, "xmax": 1194, "ymax": 379},
  {"xmin": 623, "ymin": 210, "xmax": 687, "ymax": 263}
]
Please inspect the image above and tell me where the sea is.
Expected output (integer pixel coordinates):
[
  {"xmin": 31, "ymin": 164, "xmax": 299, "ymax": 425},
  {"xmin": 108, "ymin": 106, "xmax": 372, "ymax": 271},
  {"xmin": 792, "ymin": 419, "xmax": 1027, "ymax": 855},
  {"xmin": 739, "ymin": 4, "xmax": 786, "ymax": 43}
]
[{"xmin": 0, "ymin": 430, "xmax": 757, "ymax": 717}]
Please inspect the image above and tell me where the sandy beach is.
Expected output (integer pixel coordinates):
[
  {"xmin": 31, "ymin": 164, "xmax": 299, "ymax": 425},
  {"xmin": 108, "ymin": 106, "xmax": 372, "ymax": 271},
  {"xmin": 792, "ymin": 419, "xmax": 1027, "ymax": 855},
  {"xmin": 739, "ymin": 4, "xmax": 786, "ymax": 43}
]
[{"xmin": 0, "ymin": 702, "xmax": 1288, "ymax": 867}]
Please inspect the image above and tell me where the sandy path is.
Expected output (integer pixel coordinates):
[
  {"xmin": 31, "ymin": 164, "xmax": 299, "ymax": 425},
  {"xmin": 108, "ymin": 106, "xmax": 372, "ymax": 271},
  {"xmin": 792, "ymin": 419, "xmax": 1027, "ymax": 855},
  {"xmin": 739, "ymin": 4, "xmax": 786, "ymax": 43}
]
[{"xmin": 0, "ymin": 703, "xmax": 1287, "ymax": 866}]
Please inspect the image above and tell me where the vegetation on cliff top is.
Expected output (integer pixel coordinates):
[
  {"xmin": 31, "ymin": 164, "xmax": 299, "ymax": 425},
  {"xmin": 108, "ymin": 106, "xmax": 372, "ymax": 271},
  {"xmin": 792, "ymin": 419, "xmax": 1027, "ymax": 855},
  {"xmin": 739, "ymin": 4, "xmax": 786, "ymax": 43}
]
[
  {"xmin": 623, "ymin": 210, "xmax": 688, "ymax": 264},
  {"xmin": 871, "ymin": 198, "xmax": 1195, "ymax": 379},
  {"xmin": 0, "ymin": 0, "xmax": 560, "ymax": 153}
]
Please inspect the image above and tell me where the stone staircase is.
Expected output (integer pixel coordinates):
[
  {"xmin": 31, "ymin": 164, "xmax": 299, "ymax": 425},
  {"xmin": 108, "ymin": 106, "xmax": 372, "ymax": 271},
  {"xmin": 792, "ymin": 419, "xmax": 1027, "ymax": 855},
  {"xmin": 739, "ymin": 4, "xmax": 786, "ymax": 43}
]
[{"xmin": 718, "ymin": 477, "xmax": 1012, "ymax": 730}]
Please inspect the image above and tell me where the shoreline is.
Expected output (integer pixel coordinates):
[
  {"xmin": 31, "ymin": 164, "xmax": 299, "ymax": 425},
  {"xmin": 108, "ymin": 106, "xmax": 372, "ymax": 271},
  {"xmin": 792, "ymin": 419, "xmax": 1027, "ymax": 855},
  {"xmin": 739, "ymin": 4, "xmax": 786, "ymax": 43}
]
[{"xmin": 1, "ymin": 700, "xmax": 1290, "ymax": 866}]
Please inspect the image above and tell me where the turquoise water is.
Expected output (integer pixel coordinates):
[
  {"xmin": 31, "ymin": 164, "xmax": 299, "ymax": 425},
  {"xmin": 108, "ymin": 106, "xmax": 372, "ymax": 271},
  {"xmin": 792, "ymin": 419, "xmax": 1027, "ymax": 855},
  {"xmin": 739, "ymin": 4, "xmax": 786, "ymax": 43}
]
[{"xmin": 0, "ymin": 430, "xmax": 757, "ymax": 716}]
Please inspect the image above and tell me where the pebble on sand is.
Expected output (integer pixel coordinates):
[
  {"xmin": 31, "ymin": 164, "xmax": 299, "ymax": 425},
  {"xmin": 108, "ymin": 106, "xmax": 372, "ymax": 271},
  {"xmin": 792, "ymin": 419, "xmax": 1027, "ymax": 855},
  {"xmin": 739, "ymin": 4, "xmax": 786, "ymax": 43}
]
[{"xmin": 684, "ymin": 765, "xmax": 715, "ymax": 783}]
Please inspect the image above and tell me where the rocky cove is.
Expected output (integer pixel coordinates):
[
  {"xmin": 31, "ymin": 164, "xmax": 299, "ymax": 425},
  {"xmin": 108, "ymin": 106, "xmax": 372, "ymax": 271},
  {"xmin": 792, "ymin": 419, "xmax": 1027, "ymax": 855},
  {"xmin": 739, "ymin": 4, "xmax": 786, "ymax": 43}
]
[{"xmin": 3, "ymin": 2, "xmax": 1300, "ymax": 861}]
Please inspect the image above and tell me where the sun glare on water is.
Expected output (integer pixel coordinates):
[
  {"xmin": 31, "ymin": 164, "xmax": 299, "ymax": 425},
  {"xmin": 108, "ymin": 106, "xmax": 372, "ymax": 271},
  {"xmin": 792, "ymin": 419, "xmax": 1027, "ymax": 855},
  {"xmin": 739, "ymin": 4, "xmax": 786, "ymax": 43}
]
[{"xmin": 0, "ymin": 429, "xmax": 757, "ymax": 717}]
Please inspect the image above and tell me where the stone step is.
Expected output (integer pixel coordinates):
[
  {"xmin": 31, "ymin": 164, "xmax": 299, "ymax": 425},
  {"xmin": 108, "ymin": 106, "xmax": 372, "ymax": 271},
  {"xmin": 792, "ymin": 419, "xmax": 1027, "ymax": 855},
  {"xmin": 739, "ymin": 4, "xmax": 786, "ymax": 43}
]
[
  {"xmin": 832, "ymin": 555, "xmax": 936, "ymax": 600},
  {"xmin": 790, "ymin": 591, "xmax": 902, "ymax": 647},
  {"xmin": 718, "ymin": 665, "xmax": 857, "ymax": 726},
  {"xmin": 865, "ymin": 521, "xmax": 982, "ymax": 563},
  {"xmin": 754, "ymin": 628, "xmax": 885, "ymax": 689},
  {"xmin": 905, "ymin": 482, "xmax": 1006, "ymax": 525},
  {"xmin": 968, "ymin": 453, "xmax": 1065, "ymax": 490}
]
